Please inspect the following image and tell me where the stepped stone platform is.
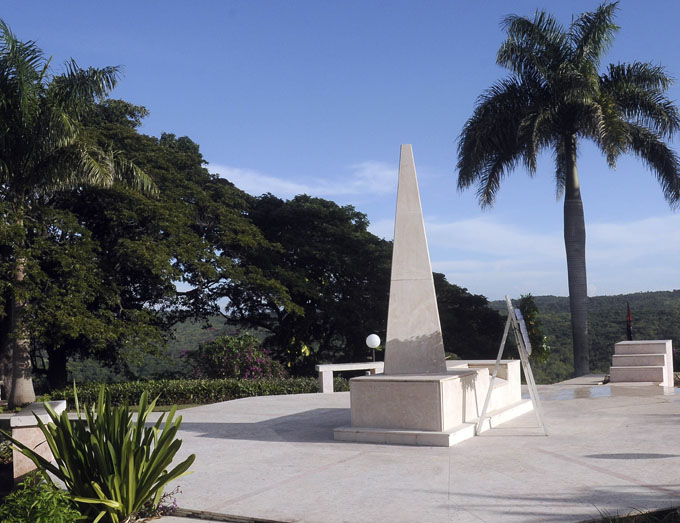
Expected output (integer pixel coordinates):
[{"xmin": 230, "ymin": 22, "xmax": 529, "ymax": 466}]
[
  {"xmin": 610, "ymin": 340, "xmax": 674, "ymax": 386},
  {"xmin": 159, "ymin": 375, "xmax": 680, "ymax": 523}
]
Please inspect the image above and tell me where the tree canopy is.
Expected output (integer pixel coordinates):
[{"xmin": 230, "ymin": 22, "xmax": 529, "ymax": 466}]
[
  {"xmin": 457, "ymin": 2, "xmax": 680, "ymax": 376},
  {"xmin": 0, "ymin": 20, "xmax": 155, "ymax": 406},
  {"xmin": 0, "ymin": 21, "xmax": 533, "ymax": 393}
]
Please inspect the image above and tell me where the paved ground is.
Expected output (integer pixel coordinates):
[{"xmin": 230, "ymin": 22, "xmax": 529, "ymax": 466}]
[{"xmin": 160, "ymin": 375, "xmax": 680, "ymax": 522}]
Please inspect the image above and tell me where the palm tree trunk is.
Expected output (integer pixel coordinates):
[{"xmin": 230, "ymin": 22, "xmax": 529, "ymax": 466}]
[
  {"xmin": 7, "ymin": 257, "xmax": 36, "ymax": 408},
  {"xmin": 563, "ymin": 135, "xmax": 590, "ymax": 377},
  {"xmin": 0, "ymin": 291, "xmax": 13, "ymax": 401}
]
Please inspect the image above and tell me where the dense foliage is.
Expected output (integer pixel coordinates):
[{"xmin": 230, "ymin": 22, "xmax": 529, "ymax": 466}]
[
  {"xmin": 0, "ymin": 19, "xmax": 156, "ymax": 407},
  {"xmin": 434, "ymin": 273, "xmax": 505, "ymax": 359},
  {"xmin": 44, "ymin": 377, "xmax": 349, "ymax": 407},
  {"xmin": 187, "ymin": 332, "xmax": 288, "ymax": 379},
  {"xmin": 37, "ymin": 101, "xmax": 291, "ymax": 389},
  {"xmin": 0, "ymin": 473, "xmax": 83, "ymax": 523},
  {"xmin": 517, "ymin": 294, "xmax": 551, "ymax": 364},
  {"xmin": 241, "ymin": 193, "xmax": 392, "ymax": 373}
]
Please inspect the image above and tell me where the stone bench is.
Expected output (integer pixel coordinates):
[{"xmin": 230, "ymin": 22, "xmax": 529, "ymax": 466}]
[
  {"xmin": 315, "ymin": 362, "xmax": 385, "ymax": 393},
  {"xmin": 10, "ymin": 400, "xmax": 66, "ymax": 483}
]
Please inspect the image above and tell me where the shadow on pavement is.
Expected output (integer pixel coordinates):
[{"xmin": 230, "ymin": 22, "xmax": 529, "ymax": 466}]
[{"xmin": 178, "ymin": 408, "xmax": 350, "ymax": 443}]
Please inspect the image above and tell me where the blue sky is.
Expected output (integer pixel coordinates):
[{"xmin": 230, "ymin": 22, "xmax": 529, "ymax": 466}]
[{"xmin": 5, "ymin": 1, "xmax": 680, "ymax": 300}]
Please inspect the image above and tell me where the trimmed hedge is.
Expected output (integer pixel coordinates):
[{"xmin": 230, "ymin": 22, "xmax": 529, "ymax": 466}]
[{"xmin": 44, "ymin": 377, "xmax": 350, "ymax": 407}]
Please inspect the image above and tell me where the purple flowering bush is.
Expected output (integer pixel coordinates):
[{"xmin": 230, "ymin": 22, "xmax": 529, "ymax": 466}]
[{"xmin": 188, "ymin": 333, "xmax": 288, "ymax": 380}]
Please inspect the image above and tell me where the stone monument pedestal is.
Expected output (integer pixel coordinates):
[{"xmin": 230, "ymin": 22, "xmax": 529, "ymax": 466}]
[
  {"xmin": 334, "ymin": 361, "xmax": 532, "ymax": 446},
  {"xmin": 335, "ymin": 145, "xmax": 533, "ymax": 447}
]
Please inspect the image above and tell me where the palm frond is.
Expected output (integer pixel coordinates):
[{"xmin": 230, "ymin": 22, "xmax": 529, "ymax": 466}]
[
  {"xmin": 474, "ymin": 151, "xmax": 526, "ymax": 207},
  {"xmin": 604, "ymin": 62, "xmax": 673, "ymax": 91},
  {"xmin": 459, "ymin": 4, "xmax": 680, "ymax": 216},
  {"xmin": 517, "ymin": 100, "xmax": 559, "ymax": 173},
  {"xmin": 601, "ymin": 62, "xmax": 680, "ymax": 138},
  {"xmin": 498, "ymin": 11, "xmax": 569, "ymax": 79},
  {"xmin": 38, "ymin": 145, "xmax": 115, "ymax": 194},
  {"xmin": 111, "ymin": 148, "xmax": 158, "ymax": 197},
  {"xmin": 457, "ymin": 77, "xmax": 544, "ymax": 206},
  {"xmin": 44, "ymin": 105, "xmax": 79, "ymax": 149},
  {"xmin": 50, "ymin": 60, "xmax": 120, "ymax": 114},
  {"xmin": 0, "ymin": 18, "xmax": 151, "ymax": 211},
  {"xmin": 0, "ymin": 19, "xmax": 48, "ymax": 127},
  {"xmin": 577, "ymin": 98, "xmax": 626, "ymax": 167},
  {"xmin": 570, "ymin": 2, "xmax": 619, "ymax": 68},
  {"xmin": 553, "ymin": 140, "xmax": 567, "ymax": 200},
  {"xmin": 625, "ymin": 124, "xmax": 680, "ymax": 207}
]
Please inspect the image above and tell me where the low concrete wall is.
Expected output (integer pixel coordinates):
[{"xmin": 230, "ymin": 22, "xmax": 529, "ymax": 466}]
[{"xmin": 10, "ymin": 401, "xmax": 66, "ymax": 483}]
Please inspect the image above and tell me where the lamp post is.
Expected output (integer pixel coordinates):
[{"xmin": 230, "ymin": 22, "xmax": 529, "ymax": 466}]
[{"xmin": 366, "ymin": 334, "xmax": 380, "ymax": 362}]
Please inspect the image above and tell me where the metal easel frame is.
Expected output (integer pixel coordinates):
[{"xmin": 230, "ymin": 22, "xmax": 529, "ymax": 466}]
[{"xmin": 475, "ymin": 295, "xmax": 548, "ymax": 436}]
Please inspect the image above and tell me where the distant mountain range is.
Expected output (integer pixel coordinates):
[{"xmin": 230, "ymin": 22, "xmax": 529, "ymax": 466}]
[
  {"xmin": 70, "ymin": 290, "xmax": 680, "ymax": 385},
  {"xmin": 490, "ymin": 290, "xmax": 680, "ymax": 383}
]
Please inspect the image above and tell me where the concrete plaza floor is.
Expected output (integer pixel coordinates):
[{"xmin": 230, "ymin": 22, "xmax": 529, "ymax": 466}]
[{"xmin": 162, "ymin": 375, "xmax": 680, "ymax": 522}]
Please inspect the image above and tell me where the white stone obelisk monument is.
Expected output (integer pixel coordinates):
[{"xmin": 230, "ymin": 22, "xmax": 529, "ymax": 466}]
[
  {"xmin": 333, "ymin": 144, "xmax": 531, "ymax": 446},
  {"xmin": 384, "ymin": 144, "xmax": 447, "ymax": 374}
]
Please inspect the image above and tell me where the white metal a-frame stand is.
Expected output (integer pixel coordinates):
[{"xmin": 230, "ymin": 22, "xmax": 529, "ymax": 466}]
[{"xmin": 475, "ymin": 295, "xmax": 548, "ymax": 436}]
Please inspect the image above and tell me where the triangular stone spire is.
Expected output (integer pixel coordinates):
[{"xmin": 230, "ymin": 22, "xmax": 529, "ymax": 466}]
[{"xmin": 383, "ymin": 145, "xmax": 447, "ymax": 375}]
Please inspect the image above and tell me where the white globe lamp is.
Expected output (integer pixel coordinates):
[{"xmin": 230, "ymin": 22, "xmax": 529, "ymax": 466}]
[{"xmin": 366, "ymin": 334, "xmax": 381, "ymax": 361}]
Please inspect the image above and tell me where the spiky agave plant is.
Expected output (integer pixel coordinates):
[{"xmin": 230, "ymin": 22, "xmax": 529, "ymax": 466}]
[{"xmin": 5, "ymin": 386, "xmax": 195, "ymax": 523}]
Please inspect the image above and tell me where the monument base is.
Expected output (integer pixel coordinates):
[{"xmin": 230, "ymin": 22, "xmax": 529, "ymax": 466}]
[{"xmin": 334, "ymin": 360, "xmax": 531, "ymax": 447}]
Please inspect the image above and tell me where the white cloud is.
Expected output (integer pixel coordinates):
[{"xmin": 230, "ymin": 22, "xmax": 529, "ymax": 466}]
[
  {"xmin": 426, "ymin": 221, "xmax": 566, "ymax": 298},
  {"xmin": 588, "ymin": 215, "xmax": 680, "ymax": 263},
  {"xmin": 586, "ymin": 214, "xmax": 680, "ymax": 296},
  {"xmin": 425, "ymin": 214, "xmax": 680, "ymax": 299},
  {"xmin": 209, "ymin": 161, "xmax": 396, "ymax": 199},
  {"xmin": 426, "ymin": 217, "xmax": 564, "ymax": 260}
]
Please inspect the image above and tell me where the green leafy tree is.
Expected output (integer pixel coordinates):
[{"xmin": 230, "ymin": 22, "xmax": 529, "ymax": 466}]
[
  {"xmin": 42, "ymin": 100, "xmax": 291, "ymax": 388},
  {"xmin": 434, "ymin": 273, "xmax": 505, "ymax": 360},
  {"xmin": 239, "ymin": 194, "xmax": 392, "ymax": 373},
  {"xmin": 0, "ymin": 21, "xmax": 155, "ymax": 406},
  {"xmin": 457, "ymin": 2, "xmax": 680, "ymax": 376},
  {"xmin": 517, "ymin": 293, "xmax": 550, "ymax": 364}
]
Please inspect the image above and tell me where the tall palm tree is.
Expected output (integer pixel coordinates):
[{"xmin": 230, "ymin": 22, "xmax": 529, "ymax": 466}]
[
  {"xmin": 0, "ymin": 20, "xmax": 156, "ymax": 406},
  {"xmin": 457, "ymin": 2, "xmax": 680, "ymax": 376}
]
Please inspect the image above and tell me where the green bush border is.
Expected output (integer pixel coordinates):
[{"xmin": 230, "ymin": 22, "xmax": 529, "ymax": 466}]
[{"xmin": 43, "ymin": 377, "xmax": 350, "ymax": 407}]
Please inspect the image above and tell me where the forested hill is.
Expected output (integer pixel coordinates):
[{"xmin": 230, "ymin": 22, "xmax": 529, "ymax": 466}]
[
  {"xmin": 490, "ymin": 290, "xmax": 680, "ymax": 383},
  {"xmin": 492, "ymin": 290, "xmax": 680, "ymax": 314}
]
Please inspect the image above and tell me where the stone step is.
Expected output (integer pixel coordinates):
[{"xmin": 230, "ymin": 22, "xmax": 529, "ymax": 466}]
[
  {"xmin": 611, "ymin": 354, "xmax": 666, "ymax": 367},
  {"xmin": 609, "ymin": 365, "xmax": 665, "ymax": 383},
  {"xmin": 614, "ymin": 341, "xmax": 670, "ymax": 355}
]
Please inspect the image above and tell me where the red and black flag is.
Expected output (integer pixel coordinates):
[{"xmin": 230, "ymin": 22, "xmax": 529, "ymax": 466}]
[{"xmin": 626, "ymin": 302, "xmax": 633, "ymax": 341}]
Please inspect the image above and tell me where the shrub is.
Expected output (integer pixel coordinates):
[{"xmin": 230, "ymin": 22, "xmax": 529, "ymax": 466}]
[
  {"xmin": 45, "ymin": 376, "xmax": 350, "ymax": 407},
  {"xmin": 0, "ymin": 473, "xmax": 84, "ymax": 523},
  {"xmin": 6, "ymin": 387, "xmax": 195, "ymax": 523},
  {"xmin": 518, "ymin": 294, "xmax": 551, "ymax": 364},
  {"xmin": 186, "ymin": 332, "xmax": 288, "ymax": 380},
  {"xmin": 0, "ymin": 439, "xmax": 12, "ymax": 465}
]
